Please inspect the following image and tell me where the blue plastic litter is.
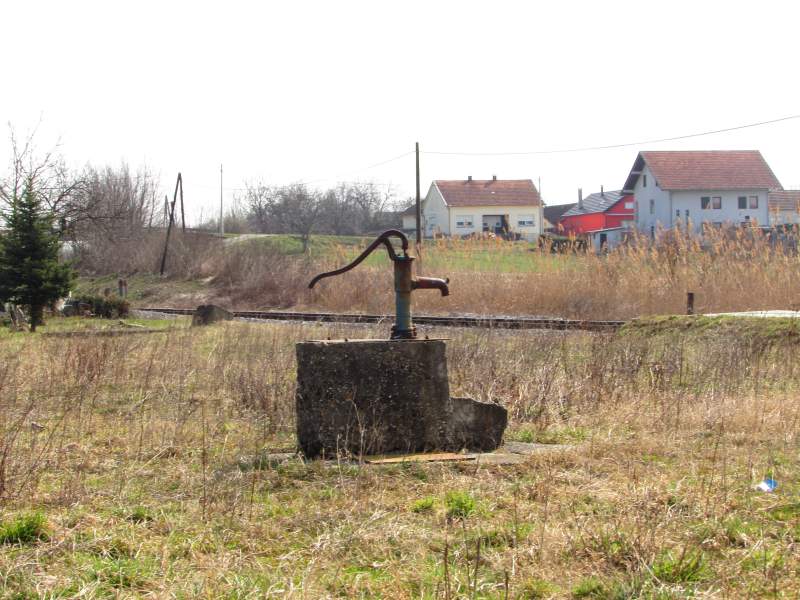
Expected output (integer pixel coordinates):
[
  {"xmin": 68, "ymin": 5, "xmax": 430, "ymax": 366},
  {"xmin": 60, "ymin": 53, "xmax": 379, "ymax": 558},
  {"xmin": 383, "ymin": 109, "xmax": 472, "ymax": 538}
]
[{"xmin": 755, "ymin": 478, "xmax": 778, "ymax": 492}]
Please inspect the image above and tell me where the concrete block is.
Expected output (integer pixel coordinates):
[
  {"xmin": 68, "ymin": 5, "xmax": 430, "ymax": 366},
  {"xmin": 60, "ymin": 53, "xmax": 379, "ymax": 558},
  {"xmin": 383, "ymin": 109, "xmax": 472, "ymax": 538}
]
[
  {"xmin": 191, "ymin": 304, "xmax": 233, "ymax": 326},
  {"xmin": 295, "ymin": 338, "xmax": 507, "ymax": 458}
]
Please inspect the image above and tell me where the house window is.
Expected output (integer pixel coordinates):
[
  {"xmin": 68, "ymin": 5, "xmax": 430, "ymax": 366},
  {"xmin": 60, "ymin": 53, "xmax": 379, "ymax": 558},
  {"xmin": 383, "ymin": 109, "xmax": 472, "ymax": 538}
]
[
  {"xmin": 685, "ymin": 209, "xmax": 690, "ymax": 220},
  {"xmin": 701, "ymin": 196, "xmax": 710, "ymax": 209},
  {"xmin": 676, "ymin": 209, "xmax": 681, "ymax": 218},
  {"xmin": 650, "ymin": 225, "xmax": 655, "ymax": 238},
  {"xmin": 649, "ymin": 199, "xmax": 655, "ymax": 215},
  {"xmin": 517, "ymin": 215, "xmax": 535, "ymax": 227},
  {"xmin": 749, "ymin": 195, "xmax": 759, "ymax": 209},
  {"xmin": 712, "ymin": 196, "xmax": 721, "ymax": 209},
  {"xmin": 643, "ymin": 174, "xmax": 647, "ymax": 188},
  {"xmin": 738, "ymin": 196, "xmax": 747, "ymax": 209},
  {"xmin": 455, "ymin": 215, "xmax": 474, "ymax": 228}
]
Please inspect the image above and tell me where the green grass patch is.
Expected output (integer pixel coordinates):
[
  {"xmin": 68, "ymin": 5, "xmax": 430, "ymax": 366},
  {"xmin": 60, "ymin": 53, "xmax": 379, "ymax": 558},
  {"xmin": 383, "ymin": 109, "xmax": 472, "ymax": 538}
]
[
  {"xmin": 410, "ymin": 496, "xmax": 436, "ymax": 513},
  {"xmin": 650, "ymin": 549, "xmax": 710, "ymax": 584},
  {"xmin": 768, "ymin": 503, "xmax": 800, "ymax": 522},
  {"xmin": 510, "ymin": 425, "xmax": 587, "ymax": 445},
  {"xmin": 0, "ymin": 512, "xmax": 48, "ymax": 545},
  {"xmin": 520, "ymin": 577, "xmax": 560, "ymax": 598},
  {"xmin": 444, "ymin": 490, "xmax": 476, "ymax": 519},
  {"xmin": 622, "ymin": 314, "xmax": 800, "ymax": 346},
  {"xmin": 571, "ymin": 576, "xmax": 606, "ymax": 598}
]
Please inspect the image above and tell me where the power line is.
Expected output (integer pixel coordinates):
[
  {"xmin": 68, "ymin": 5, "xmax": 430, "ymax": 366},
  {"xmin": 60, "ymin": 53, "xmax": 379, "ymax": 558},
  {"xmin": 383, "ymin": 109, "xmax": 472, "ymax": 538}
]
[
  {"xmin": 297, "ymin": 150, "xmax": 413, "ymax": 185},
  {"xmin": 423, "ymin": 113, "xmax": 800, "ymax": 156},
  {"xmin": 183, "ymin": 150, "xmax": 413, "ymax": 192}
]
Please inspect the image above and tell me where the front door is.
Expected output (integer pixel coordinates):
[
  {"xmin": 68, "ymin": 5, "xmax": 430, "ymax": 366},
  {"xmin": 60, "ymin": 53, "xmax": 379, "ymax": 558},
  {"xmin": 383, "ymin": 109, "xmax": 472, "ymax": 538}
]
[{"xmin": 482, "ymin": 215, "xmax": 503, "ymax": 234}]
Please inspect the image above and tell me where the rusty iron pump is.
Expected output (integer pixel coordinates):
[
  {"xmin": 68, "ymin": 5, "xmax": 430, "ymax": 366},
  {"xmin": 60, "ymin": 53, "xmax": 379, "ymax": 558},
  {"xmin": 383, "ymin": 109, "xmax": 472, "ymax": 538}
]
[{"xmin": 309, "ymin": 230, "xmax": 449, "ymax": 339}]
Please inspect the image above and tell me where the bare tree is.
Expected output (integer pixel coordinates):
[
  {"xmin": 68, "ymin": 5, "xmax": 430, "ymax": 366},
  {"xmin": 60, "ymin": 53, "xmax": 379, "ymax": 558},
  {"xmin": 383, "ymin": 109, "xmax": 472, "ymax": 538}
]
[
  {"xmin": 241, "ymin": 182, "xmax": 323, "ymax": 252},
  {"xmin": 272, "ymin": 184, "xmax": 322, "ymax": 252},
  {"xmin": 0, "ymin": 124, "xmax": 86, "ymax": 233},
  {"xmin": 241, "ymin": 182, "xmax": 276, "ymax": 233},
  {"xmin": 77, "ymin": 163, "xmax": 160, "ymax": 238}
]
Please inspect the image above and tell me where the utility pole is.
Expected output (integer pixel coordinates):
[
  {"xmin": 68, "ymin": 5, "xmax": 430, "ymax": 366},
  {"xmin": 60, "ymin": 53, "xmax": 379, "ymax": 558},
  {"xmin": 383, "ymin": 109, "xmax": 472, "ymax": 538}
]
[
  {"xmin": 415, "ymin": 142, "xmax": 421, "ymax": 244},
  {"xmin": 219, "ymin": 163, "xmax": 224, "ymax": 237}
]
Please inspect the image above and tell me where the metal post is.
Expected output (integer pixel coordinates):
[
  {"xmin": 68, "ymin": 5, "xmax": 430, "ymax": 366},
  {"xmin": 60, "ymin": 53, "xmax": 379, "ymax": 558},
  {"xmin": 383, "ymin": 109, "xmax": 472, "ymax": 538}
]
[
  {"xmin": 219, "ymin": 164, "xmax": 224, "ymax": 237},
  {"xmin": 687, "ymin": 292, "xmax": 695, "ymax": 315},
  {"xmin": 415, "ymin": 142, "xmax": 421, "ymax": 244}
]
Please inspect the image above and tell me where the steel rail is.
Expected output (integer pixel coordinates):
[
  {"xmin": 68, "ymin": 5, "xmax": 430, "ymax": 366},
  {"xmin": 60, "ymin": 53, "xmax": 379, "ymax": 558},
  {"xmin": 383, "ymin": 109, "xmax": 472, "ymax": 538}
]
[{"xmin": 134, "ymin": 307, "xmax": 625, "ymax": 332}]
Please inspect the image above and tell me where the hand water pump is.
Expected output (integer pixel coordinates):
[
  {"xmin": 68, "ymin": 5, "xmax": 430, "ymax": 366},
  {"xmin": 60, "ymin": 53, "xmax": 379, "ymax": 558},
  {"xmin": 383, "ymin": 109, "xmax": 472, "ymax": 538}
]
[{"xmin": 309, "ymin": 230, "xmax": 449, "ymax": 339}]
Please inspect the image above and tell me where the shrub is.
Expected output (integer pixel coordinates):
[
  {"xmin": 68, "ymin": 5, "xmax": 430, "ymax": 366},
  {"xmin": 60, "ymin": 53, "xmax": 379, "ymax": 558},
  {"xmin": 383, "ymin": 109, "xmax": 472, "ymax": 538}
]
[
  {"xmin": 571, "ymin": 577, "xmax": 606, "ymax": 598},
  {"xmin": 0, "ymin": 512, "xmax": 48, "ymax": 545},
  {"xmin": 444, "ymin": 490, "xmax": 476, "ymax": 519},
  {"xmin": 520, "ymin": 577, "xmax": 559, "ymax": 599},
  {"xmin": 410, "ymin": 497, "xmax": 436, "ymax": 513},
  {"xmin": 74, "ymin": 294, "xmax": 130, "ymax": 318},
  {"xmin": 650, "ymin": 550, "xmax": 709, "ymax": 584}
]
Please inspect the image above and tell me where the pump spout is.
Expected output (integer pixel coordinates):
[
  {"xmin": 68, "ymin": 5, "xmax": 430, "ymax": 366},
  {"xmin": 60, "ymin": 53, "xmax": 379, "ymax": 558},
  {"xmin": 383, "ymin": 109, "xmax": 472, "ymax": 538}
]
[{"xmin": 413, "ymin": 276, "xmax": 450, "ymax": 297}]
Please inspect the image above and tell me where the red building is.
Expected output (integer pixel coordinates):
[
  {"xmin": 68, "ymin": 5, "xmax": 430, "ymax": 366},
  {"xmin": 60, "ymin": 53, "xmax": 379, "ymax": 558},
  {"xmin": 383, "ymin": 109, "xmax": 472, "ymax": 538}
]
[{"xmin": 558, "ymin": 189, "xmax": 635, "ymax": 249}]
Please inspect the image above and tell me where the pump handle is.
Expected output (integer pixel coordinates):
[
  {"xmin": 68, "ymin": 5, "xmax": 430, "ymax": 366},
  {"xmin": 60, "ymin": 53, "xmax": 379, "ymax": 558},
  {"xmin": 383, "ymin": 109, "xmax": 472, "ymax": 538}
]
[{"xmin": 308, "ymin": 230, "xmax": 410, "ymax": 289}]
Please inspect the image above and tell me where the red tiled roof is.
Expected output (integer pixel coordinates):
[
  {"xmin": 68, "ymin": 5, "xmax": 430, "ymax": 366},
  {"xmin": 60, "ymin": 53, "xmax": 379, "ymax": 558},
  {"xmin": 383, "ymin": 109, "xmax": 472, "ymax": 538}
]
[
  {"xmin": 435, "ymin": 179, "xmax": 541, "ymax": 207},
  {"xmin": 640, "ymin": 151, "xmax": 782, "ymax": 191},
  {"xmin": 769, "ymin": 190, "xmax": 800, "ymax": 212}
]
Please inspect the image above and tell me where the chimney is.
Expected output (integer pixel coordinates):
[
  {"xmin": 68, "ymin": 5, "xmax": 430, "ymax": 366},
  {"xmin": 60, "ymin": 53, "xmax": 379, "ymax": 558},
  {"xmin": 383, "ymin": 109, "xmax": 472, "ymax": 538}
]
[
  {"xmin": 492, "ymin": 174, "xmax": 497, "ymax": 181},
  {"xmin": 601, "ymin": 185, "xmax": 604, "ymax": 196},
  {"xmin": 578, "ymin": 188, "xmax": 583, "ymax": 209},
  {"xmin": 467, "ymin": 175, "xmax": 472, "ymax": 182}
]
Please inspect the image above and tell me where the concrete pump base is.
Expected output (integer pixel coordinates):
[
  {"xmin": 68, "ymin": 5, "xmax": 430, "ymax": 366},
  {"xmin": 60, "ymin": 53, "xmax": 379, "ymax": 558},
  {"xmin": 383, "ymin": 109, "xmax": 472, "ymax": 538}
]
[{"xmin": 295, "ymin": 338, "xmax": 507, "ymax": 458}]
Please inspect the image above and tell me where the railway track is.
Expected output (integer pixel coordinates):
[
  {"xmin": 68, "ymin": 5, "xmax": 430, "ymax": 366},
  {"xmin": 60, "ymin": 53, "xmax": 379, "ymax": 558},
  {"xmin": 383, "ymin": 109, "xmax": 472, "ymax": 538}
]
[{"xmin": 135, "ymin": 307, "xmax": 625, "ymax": 332}]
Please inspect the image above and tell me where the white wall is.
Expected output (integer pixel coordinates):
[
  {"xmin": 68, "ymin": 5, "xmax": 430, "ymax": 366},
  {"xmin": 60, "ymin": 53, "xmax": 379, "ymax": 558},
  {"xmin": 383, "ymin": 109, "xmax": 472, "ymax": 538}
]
[
  {"xmin": 671, "ymin": 190, "xmax": 769, "ymax": 231},
  {"xmin": 634, "ymin": 163, "xmax": 770, "ymax": 234},
  {"xmin": 590, "ymin": 228, "xmax": 626, "ymax": 251},
  {"xmin": 633, "ymin": 164, "xmax": 670, "ymax": 235},
  {"xmin": 448, "ymin": 205, "xmax": 543, "ymax": 241},
  {"xmin": 422, "ymin": 184, "xmax": 449, "ymax": 236}
]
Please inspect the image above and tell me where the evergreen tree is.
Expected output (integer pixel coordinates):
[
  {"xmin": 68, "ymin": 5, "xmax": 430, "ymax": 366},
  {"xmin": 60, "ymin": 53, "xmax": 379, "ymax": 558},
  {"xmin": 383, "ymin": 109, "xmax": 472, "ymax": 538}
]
[{"xmin": 0, "ymin": 178, "xmax": 75, "ymax": 331}]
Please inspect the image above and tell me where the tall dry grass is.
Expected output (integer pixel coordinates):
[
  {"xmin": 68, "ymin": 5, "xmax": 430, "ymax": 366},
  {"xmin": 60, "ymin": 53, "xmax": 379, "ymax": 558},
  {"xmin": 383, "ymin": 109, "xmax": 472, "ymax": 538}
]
[
  {"xmin": 304, "ymin": 226, "xmax": 800, "ymax": 318},
  {"xmin": 78, "ymin": 225, "xmax": 800, "ymax": 319},
  {"xmin": 1, "ymin": 320, "xmax": 799, "ymax": 596}
]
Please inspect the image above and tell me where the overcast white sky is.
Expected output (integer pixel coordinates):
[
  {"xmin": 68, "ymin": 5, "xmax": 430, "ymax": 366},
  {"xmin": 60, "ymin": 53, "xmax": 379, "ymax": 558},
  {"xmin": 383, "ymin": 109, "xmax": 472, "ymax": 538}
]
[{"xmin": 2, "ymin": 0, "xmax": 799, "ymax": 223}]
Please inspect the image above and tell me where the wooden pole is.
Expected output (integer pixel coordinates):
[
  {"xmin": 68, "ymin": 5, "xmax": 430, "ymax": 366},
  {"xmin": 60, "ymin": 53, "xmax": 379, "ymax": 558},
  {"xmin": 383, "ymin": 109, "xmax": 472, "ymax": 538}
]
[
  {"xmin": 415, "ymin": 142, "xmax": 421, "ymax": 245},
  {"xmin": 177, "ymin": 173, "xmax": 185, "ymax": 232},
  {"xmin": 159, "ymin": 196, "xmax": 176, "ymax": 276}
]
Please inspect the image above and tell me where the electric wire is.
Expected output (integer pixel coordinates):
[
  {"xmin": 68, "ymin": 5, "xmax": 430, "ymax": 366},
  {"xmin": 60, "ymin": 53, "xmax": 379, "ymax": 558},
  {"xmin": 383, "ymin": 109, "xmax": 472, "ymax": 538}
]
[{"xmin": 423, "ymin": 114, "xmax": 800, "ymax": 156}]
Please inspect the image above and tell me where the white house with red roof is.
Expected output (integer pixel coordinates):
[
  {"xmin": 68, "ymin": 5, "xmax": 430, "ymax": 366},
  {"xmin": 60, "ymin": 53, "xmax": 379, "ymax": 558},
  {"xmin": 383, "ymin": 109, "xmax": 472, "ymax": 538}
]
[
  {"xmin": 622, "ymin": 151, "xmax": 783, "ymax": 235},
  {"xmin": 422, "ymin": 176, "xmax": 543, "ymax": 240}
]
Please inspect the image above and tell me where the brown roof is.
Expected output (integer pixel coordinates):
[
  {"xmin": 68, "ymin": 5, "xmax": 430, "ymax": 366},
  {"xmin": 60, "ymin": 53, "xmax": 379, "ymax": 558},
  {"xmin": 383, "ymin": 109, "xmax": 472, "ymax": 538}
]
[
  {"xmin": 623, "ymin": 151, "xmax": 782, "ymax": 192},
  {"xmin": 435, "ymin": 179, "xmax": 541, "ymax": 207},
  {"xmin": 769, "ymin": 190, "xmax": 800, "ymax": 212}
]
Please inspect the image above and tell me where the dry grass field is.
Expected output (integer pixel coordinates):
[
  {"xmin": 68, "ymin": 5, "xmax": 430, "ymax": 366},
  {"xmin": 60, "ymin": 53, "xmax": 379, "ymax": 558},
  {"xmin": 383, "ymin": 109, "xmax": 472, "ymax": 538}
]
[
  {"xmin": 1, "ymin": 317, "xmax": 799, "ymax": 598},
  {"xmin": 77, "ymin": 227, "xmax": 800, "ymax": 320}
]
